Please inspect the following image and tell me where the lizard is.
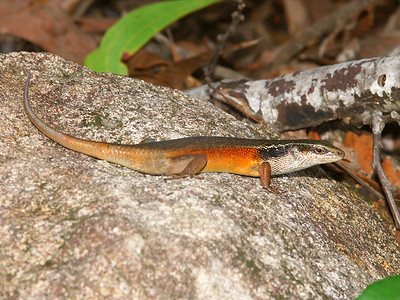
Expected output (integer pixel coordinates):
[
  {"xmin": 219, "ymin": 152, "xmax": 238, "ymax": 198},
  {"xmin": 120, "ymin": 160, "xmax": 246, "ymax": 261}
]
[{"xmin": 23, "ymin": 73, "xmax": 345, "ymax": 193}]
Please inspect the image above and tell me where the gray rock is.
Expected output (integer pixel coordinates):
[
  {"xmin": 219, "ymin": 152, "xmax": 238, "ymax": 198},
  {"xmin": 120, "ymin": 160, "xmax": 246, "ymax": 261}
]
[{"xmin": 0, "ymin": 52, "xmax": 399, "ymax": 299}]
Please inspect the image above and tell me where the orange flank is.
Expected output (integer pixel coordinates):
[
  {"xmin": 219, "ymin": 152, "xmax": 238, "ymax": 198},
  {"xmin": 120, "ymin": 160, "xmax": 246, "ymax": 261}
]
[{"xmin": 168, "ymin": 147, "xmax": 262, "ymax": 177}]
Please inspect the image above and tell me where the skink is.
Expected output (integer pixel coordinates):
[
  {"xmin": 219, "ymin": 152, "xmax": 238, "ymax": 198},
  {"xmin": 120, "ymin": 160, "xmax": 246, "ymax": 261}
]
[{"xmin": 24, "ymin": 74, "xmax": 345, "ymax": 192}]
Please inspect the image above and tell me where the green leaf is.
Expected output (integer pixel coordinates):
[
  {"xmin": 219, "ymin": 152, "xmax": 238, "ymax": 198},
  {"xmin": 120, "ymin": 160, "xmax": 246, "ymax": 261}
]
[
  {"xmin": 85, "ymin": 0, "xmax": 224, "ymax": 75},
  {"xmin": 356, "ymin": 275, "xmax": 400, "ymax": 300}
]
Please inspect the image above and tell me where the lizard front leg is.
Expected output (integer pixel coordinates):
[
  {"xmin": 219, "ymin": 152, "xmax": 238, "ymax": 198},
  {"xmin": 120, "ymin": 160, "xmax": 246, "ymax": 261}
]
[{"xmin": 259, "ymin": 162, "xmax": 279, "ymax": 193}]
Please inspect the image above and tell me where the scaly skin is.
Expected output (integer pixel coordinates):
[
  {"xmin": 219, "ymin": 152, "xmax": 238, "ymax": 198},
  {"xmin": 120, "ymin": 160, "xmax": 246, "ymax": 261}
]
[{"xmin": 23, "ymin": 73, "xmax": 345, "ymax": 192}]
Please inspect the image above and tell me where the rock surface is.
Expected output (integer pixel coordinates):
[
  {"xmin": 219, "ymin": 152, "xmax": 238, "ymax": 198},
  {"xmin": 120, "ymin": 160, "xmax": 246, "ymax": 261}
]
[{"xmin": 0, "ymin": 52, "xmax": 399, "ymax": 299}]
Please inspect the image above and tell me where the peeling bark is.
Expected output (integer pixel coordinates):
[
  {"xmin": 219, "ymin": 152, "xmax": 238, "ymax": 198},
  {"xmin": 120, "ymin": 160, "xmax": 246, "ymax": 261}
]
[{"xmin": 189, "ymin": 56, "xmax": 400, "ymax": 131}]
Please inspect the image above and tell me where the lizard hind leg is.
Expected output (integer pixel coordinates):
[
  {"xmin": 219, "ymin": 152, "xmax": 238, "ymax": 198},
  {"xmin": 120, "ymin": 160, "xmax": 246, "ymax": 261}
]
[
  {"xmin": 166, "ymin": 154, "xmax": 207, "ymax": 180},
  {"xmin": 180, "ymin": 154, "xmax": 207, "ymax": 176}
]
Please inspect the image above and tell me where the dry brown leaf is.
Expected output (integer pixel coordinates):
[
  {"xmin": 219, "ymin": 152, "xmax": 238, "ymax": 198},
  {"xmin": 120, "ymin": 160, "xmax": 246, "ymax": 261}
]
[
  {"xmin": 75, "ymin": 17, "xmax": 118, "ymax": 34},
  {"xmin": 0, "ymin": 0, "xmax": 96, "ymax": 63},
  {"xmin": 381, "ymin": 158, "xmax": 400, "ymax": 188},
  {"xmin": 344, "ymin": 131, "xmax": 374, "ymax": 175},
  {"xmin": 124, "ymin": 49, "xmax": 212, "ymax": 89},
  {"xmin": 283, "ymin": 0, "xmax": 310, "ymax": 35}
]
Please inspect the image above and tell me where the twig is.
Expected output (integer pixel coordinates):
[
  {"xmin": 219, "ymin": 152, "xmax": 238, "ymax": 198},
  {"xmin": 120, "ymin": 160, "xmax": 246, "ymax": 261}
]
[
  {"xmin": 334, "ymin": 161, "xmax": 384, "ymax": 200},
  {"xmin": 269, "ymin": 0, "xmax": 380, "ymax": 70},
  {"xmin": 371, "ymin": 114, "xmax": 400, "ymax": 230},
  {"xmin": 72, "ymin": 0, "xmax": 96, "ymax": 18},
  {"xmin": 205, "ymin": 0, "xmax": 245, "ymax": 85}
]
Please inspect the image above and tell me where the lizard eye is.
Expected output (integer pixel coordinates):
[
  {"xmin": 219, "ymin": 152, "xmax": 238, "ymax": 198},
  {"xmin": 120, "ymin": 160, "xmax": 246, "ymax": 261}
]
[{"xmin": 314, "ymin": 146, "xmax": 325, "ymax": 154}]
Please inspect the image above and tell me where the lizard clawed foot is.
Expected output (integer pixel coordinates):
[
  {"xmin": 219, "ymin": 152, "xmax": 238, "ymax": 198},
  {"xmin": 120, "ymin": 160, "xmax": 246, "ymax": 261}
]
[{"xmin": 262, "ymin": 185, "xmax": 279, "ymax": 194}]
